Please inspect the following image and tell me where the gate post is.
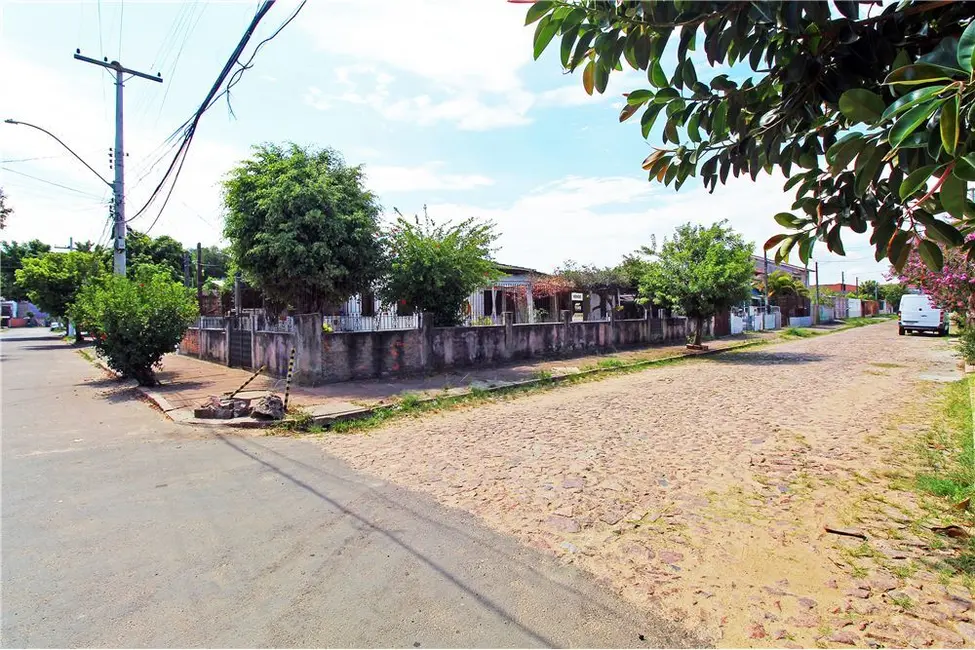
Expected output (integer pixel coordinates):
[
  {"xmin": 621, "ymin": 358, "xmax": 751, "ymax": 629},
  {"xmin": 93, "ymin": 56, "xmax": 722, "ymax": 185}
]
[{"xmin": 225, "ymin": 317, "xmax": 232, "ymax": 367}]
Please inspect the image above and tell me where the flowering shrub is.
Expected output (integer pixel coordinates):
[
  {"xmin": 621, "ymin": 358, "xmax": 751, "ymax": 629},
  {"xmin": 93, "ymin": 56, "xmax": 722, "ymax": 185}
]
[{"xmin": 890, "ymin": 237, "xmax": 975, "ymax": 318}]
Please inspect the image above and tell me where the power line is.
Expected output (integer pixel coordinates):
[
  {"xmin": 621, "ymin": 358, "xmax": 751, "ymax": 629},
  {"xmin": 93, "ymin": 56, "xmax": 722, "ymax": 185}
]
[
  {"xmin": 0, "ymin": 167, "xmax": 105, "ymax": 199},
  {"xmin": 130, "ymin": 1, "xmax": 306, "ymax": 234},
  {"xmin": 118, "ymin": 0, "xmax": 125, "ymax": 60}
]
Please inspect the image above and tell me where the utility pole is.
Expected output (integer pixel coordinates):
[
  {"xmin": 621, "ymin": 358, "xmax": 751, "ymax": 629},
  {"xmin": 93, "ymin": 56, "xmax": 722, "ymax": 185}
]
[
  {"xmin": 841, "ymin": 270, "xmax": 846, "ymax": 293},
  {"xmin": 814, "ymin": 261, "xmax": 820, "ymax": 325},
  {"xmin": 182, "ymin": 252, "xmax": 191, "ymax": 287},
  {"xmin": 763, "ymin": 250, "xmax": 769, "ymax": 310},
  {"xmin": 74, "ymin": 50, "xmax": 162, "ymax": 276},
  {"xmin": 196, "ymin": 242, "xmax": 203, "ymax": 314}
]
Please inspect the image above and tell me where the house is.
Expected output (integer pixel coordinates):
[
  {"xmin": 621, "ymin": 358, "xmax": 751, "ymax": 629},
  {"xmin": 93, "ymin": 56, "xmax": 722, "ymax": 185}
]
[
  {"xmin": 820, "ymin": 282, "xmax": 858, "ymax": 295},
  {"xmin": 750, "ymin": 255, "xmax": 811, "ymax": 320},
  {"xmin": 333, "ymin": 262, "xmax": 549, "ymax": 331}
]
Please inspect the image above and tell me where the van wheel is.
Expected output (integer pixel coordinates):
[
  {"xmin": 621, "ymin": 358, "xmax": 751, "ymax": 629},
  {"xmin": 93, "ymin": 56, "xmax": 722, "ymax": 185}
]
[{"xmin": 899, "ymin": 326, "xmax": 905, "ymax": 336}]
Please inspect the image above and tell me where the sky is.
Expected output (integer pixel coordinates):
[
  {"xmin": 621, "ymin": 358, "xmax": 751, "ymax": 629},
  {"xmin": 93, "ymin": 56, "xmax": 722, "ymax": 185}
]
[{"xmin": 0, "ymin": 0, "xmax": 891, "ymax": 285}]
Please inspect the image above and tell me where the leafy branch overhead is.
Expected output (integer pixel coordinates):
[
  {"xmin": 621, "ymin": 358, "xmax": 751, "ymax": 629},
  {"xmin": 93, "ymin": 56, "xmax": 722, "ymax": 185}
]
[{"xmin": 525, "ymin": 0, "xmax": 975, "ymax": 271}]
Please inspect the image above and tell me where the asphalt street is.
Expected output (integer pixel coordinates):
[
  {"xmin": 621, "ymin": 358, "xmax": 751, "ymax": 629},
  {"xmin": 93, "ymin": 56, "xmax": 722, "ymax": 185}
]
[{"xmin": 1, "ymin": 328, "xmax": 691, "ymax": 648}]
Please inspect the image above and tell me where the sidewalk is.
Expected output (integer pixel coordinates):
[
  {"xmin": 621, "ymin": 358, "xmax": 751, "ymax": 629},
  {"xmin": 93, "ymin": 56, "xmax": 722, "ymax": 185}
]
[{"xmin": 147, "ymin": 330, "xmax": 780, "ymax": 426}]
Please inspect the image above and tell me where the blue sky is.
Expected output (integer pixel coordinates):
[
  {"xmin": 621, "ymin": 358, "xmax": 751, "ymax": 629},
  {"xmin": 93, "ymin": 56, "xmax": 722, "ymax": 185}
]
[{"xmin": 1, "ymin": 0, "xmax": 889, "ymax": 285}]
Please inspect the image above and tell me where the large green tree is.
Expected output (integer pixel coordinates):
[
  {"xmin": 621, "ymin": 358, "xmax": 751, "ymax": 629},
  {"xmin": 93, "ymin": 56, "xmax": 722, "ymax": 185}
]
[
  {"xmin": 639, "ymin": 221, "xmax": 754, "ymax": 345},
  {"xmin": 379, "ymin": 212, "xmax": 502, "ymax": 326},
  {"xmin": 2, "ymin": 239, "xmax": 52, "ymax": 301},
  {"xmin": 223, "ymin": 143, "xmax": 385, "ymax": 313},
  {"xmin": 124, "ymin": 231, "xmax": 185, "ymax": 281},
  {"xmin": 525, "ymin": 1, "xmax": 975, "ymax": 270},
  {"xmin": 14, "ymin": 251, "xmax": 106, "ymax": 322}
]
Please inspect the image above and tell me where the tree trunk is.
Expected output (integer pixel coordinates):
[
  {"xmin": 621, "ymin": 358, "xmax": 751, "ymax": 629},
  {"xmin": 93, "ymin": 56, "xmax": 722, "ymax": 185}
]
[
  {"xmin": 132, "ymin": 366, "xmax": 159, "ymax": 387},
  {"xmin": 693, "ymin": 315, "xmax": 704, "ymax": 347}
]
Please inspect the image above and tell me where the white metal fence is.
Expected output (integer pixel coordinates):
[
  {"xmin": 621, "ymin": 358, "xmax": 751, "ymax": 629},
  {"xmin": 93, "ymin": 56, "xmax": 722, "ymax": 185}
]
[{"xmin": 324, "ymin": 312, "xmax": 419, "ymax": 332}]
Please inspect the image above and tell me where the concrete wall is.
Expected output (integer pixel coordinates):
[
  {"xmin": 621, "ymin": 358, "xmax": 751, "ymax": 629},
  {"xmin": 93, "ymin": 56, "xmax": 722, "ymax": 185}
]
[
  {"xmin": 321, "ymin": 328, "xmax": 425, "ymax": 383},
  {"xmin": 318, "ymin": 312, "xmax": 707, "ymax": 384},
  {"xmin": 254, "ymin": 330, "xmax": 292, "ymax": 377},
  {"xmin": 179, "ymin": 326, "xmax": 228, "ymax": 364}
]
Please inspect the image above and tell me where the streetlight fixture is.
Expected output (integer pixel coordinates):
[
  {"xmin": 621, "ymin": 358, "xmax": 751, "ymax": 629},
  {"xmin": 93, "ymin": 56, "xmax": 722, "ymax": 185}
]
[{"xmin": 3, "ymin": 118, "xmax": 113, "ymax": 188}]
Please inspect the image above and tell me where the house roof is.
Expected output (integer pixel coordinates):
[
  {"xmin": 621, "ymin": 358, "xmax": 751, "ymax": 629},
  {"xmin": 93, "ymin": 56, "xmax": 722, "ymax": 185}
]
[
  {"xmin": 751, "ymin": 255, "xmax": 807, "ymax": 273},
  {"xmin": 495, "ymin": 262, "xmax": 542, "ymax": 275}
]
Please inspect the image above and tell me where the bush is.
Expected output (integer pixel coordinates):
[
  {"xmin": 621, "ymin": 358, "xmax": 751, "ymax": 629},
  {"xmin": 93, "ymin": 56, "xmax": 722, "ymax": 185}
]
[
  {"xmin": 71, "ymin": 268, "xmax": 198, "ymax": 385},
  {"xmin": 959, "ymin": 326, "xmax": 975, "ymax": 365}
]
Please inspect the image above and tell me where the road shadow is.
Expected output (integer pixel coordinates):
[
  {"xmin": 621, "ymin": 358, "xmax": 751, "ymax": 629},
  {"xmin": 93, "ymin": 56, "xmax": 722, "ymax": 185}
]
[
  {"xmin": 215, "ymin": 434, "xmax": 697, "ymax": 648},
  {"xmin": 709, "ymin": 350, "xmax": 827, "ymax": 366},
  {"xmin": 0, "ymin": 334, "xmax": 68, "ymax": 343},
  {"xmin": 22, "ymin": 343, "xmax": 90, "ymax": 351}
]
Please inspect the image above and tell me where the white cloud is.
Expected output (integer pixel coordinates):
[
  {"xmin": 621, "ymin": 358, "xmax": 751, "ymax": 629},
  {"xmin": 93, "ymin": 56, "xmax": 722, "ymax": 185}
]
[
  {"xmin": 365, "ymin": 163, "xmax": 494, "ymax": 193},
  {"xmin": 423, "ymin": 173, "xmax": 891, "ymax": 283},
  {"xmin": 303, "ymin": 86, "xmax": 331, "ymax": 110}
]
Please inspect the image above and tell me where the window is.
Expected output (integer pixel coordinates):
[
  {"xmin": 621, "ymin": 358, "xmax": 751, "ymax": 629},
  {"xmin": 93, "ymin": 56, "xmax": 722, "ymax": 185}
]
[
  {"xmin": 483, "ymin": 289, "xmax": 493, "ymax": 316},
  {"xmin": 396, "ymin": 299, "xmax": 413, "ymax": 317}
]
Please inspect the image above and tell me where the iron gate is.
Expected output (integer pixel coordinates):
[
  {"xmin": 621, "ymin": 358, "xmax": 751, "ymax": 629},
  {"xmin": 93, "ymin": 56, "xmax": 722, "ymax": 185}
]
[{"xmin": 228, "ymin": 316, "xmax": 252, "ymax": 369}]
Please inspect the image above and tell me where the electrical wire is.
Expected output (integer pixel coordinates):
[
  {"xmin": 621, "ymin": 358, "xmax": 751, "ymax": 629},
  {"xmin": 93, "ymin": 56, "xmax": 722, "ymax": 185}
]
[
  {"xmin": 118, "ymin": 0, "xmax": 125, "ymax": 59},
  {"xmin": 1, "ymin": 167, "xmax": 105, "ymax": 199},
  {"xmin": 130, "ymin": 1, "xmax": 307, "ymax": 235},
  {"xmin": 154, "ymin": 2, "xmax": 208, "ymax": 125}
]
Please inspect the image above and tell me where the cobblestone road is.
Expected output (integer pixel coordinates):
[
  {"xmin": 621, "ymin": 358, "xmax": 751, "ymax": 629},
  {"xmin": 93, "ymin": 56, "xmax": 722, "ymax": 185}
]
[{"xmin": 319, "ymin": 322, "xmax": 972, "ymax": 647}]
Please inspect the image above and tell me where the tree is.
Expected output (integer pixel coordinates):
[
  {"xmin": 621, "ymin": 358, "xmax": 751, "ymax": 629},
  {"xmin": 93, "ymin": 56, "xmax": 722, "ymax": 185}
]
[
  {"xmin": 0, "ymin": 187, "xmax": 11, "ymax": 230},
  {"xmin": 890, "ymin": 242, "xmax": 975, "ymax": 317},
  {"xmin": 71, "ymin": 266, "xmax": 198, "ymax": 385},
  {"xmin": 124, "ymin": 231, "xmax": 185, "ymax": 281},
  {"xmin": 879, "ymin": 282, "xmax": 909, "ymax": 310},
  {"xmin": 524, "ymin": 2, "xmax": 975, "ymax": 270},
  {"xmin": 224, "ymin": 143, "xmax": 384, "ymax": 313},
  {"xmin": 852, "ymin": 279, "xmax": 880, "ymax": 300},
  {"xmin": 638, "ymin": 221, "xmax": 754, "ymax": 346},
  {"xmin": 379, "ymin": 212, "xmax": 502, "ymax": 326},
  {"xmin": 760, "ymin": 270, "xmax": 810, "ymax": 303},
  {"xmin": 14, "ymin": 251, "xmax": 105, "ymax": 323},
  {"xmin": 1, "ymin": 240, "xmax": 51, "ymax": 301}
]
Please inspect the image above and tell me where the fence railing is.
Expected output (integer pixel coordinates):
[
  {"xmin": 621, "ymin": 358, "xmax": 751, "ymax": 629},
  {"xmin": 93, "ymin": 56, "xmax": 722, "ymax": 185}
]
[
  {"xmin": 324, "ymin": 312, "xmax": 419, "ymax": 332},
  {"xmin": 197, "ymin": 316, "xmax": 226, "ymax": 330}
]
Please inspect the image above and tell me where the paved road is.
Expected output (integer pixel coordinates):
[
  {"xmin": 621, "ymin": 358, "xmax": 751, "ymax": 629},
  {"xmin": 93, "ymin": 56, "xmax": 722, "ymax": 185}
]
[{"xmin": 1, "ymin": 328, "xmax": 691, "ymax": 648}]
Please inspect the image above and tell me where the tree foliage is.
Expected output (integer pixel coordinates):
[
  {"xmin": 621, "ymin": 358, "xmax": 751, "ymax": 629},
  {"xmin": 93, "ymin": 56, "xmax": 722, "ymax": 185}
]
[
  {"xmin": 525, "ymin": 1, "xmax": 975, "ymax": 270},
  {"xmin": 851, "ymin": 278, "xmax": 880, "ymax": 300},
  {"xmin": 1, "ymin": 239, "xmax": 51, "ymax": 301},
  {"xmin": 14, "ymin": 251, "xmax": 105, "ymax": 319},
  {"xmin": 71, "ymin": 267, "xmax": 198, "ymax": 385},
  {"xmin": 759, "ymin": 269, "xmax": 810, "ymax": 302},
  {"xmin": 890, "ymin": 239, "xmax": 975, "ymax": 317},
  {"xmin": 379, "ymin": 213, "xmax": 502, "ymax": 327},
  {"xmin": 0, "ymin": 187, "xmax": 11, "ymax": 230},
  {"xmin": 223, "ymin": 143, "xmax": 384, "ymax": 313},
  {"xmin": 639, "ymin": 221, "xmax": 754, "ymax": 345},
  {"xmin": 879, "ymin": 282, "xmax": 909, "ymax": 310}
]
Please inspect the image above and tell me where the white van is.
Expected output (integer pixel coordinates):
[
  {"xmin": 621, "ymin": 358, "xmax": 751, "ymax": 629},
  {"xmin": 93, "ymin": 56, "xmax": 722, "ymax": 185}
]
[{"xmin": 899, "ymin": 293, "xmax": 949, "ymax": 336}]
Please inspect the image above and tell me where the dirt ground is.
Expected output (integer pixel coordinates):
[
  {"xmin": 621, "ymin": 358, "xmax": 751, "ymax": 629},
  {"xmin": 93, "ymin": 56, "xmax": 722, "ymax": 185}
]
[{"xmin": 316, "ymin": 321, "xmax": 975, "ymax": 647}]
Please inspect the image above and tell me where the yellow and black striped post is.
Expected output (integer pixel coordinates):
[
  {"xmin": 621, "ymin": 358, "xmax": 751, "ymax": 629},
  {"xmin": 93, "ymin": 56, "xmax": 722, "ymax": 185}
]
[
  {"xmin": 227, "ymin": 364, "xmax": 266, "ymax": 399},
  {"xmin": 283, "ymin": 347, "xmax": 297, "ymax": 410}
]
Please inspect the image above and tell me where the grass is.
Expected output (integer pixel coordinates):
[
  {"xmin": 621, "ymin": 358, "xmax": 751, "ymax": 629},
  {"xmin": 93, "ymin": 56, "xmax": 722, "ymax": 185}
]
[
  {"xmin": 783, "ymin": 326, "xmax": 818, "ymax": 338},
  {"xmin": 531, "ymin": 369, "xmax": 553, "ymax": 381},
  {"xmin": 916, "ymin": 376, "xmax": 974, "ymax": 506},
  {"xmin": 870, "ymin": 362, "xmax": 905, "ymax": 369},
  {"xmin": 888, "ymin": 594, "xmax": 914, "ymax": 610}
]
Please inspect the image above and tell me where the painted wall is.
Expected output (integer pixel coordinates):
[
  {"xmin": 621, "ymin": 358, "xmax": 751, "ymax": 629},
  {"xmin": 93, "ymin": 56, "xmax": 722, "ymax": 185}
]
[{"xmin": 318, "ymin": 313, "xmax": 709, "ymax": 384}]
